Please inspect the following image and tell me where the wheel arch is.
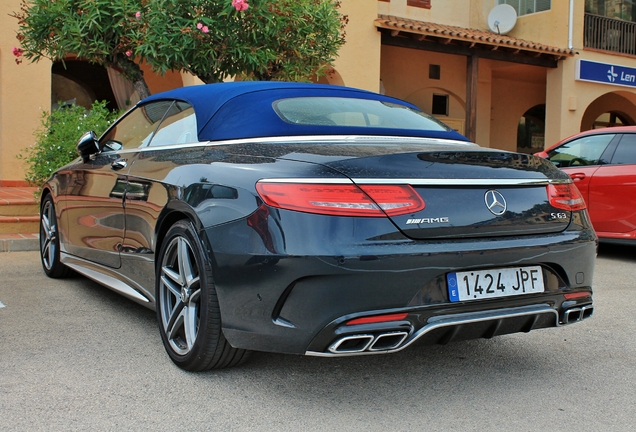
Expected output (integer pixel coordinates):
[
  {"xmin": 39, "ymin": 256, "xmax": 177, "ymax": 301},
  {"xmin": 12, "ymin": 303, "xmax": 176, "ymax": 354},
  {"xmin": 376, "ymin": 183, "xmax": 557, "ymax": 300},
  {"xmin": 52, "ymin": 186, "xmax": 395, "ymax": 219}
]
[
  {"xmin": 154, "ymin": 200, "xmax": 213, "ymax": 272},
  {"xmin": 39, "ymin": 185, "xmax": 58, "ymax": 235},
  {"xmin": 39, "ymin": 185, "xmax": 53, "ymax": 207}
]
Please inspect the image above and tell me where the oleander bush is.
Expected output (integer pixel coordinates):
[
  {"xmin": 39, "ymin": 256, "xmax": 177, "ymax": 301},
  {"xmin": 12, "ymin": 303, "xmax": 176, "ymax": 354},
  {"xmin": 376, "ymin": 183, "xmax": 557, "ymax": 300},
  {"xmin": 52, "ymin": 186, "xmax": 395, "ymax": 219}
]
[
  {"xmin": 19, "ymin": 101, "xmax": 120, "ymax": 188},
  {"xmin": 13, "ymin": 0, "xmax": 346, "ymax": 94}
]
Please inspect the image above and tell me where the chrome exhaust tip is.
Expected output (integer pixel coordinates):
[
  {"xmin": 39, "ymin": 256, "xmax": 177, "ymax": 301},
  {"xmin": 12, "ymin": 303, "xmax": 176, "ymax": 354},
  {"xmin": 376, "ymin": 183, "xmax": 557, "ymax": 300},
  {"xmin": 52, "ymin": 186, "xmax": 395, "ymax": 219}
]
[
  {"xmin": 368, "ymin": 331, "xmax": 409, "ymax": 351},
  {"xmin": 328, "ymin": 334, "xmax": 374, "ymax": 354},
  {"xmin": 562, "ymin": 305, "xmax": 594, "ymax": 324},
  {"xmin": 328, "ymin": 331, "xmax": 410, "ymax": 354}
]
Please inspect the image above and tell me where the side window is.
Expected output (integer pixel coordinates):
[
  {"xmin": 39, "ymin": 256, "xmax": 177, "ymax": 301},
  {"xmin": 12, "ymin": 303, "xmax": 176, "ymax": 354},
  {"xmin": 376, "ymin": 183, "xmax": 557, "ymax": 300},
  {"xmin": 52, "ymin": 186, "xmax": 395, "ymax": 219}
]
[
  {"xmin": 547, "ymin": 134, "xmax": 615, "ymax": 168},
  {"xmin": 148, "ymin": 102, "xmax": 198, "ymax": 147},
  {"xmin": 100, "ymin": 101, "xmax": 173, "ymax": 151},
  {"xmin": 611, "ymin": 134, "xmax": 636, "ymax": 165}
]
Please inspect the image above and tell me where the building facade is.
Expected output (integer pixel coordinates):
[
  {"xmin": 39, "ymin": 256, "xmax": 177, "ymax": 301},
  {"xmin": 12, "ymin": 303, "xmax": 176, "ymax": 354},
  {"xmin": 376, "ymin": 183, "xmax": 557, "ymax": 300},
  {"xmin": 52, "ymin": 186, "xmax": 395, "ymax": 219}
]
[{"xmin": 1, "ymin": 0, "xmax": 635, "ymax": 184}]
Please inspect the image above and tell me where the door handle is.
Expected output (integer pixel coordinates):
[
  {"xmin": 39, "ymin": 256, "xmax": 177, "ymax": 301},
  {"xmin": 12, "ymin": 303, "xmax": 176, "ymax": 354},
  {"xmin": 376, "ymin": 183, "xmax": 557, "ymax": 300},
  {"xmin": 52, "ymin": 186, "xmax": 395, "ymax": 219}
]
[
  {"xmin": 569, "ymin": 172, "xmax": 586, "ymax": 181},
  {"xmin": 111, "ymin": 158, "xmax": 127, "ymax": 170}
]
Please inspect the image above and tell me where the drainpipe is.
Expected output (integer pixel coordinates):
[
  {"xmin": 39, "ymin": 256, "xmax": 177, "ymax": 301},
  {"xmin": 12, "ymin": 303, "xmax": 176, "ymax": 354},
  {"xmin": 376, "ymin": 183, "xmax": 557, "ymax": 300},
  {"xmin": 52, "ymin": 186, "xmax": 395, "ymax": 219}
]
[{"xmin": 568, "ymin": 0, "xmax": 574, "ymax": 50}]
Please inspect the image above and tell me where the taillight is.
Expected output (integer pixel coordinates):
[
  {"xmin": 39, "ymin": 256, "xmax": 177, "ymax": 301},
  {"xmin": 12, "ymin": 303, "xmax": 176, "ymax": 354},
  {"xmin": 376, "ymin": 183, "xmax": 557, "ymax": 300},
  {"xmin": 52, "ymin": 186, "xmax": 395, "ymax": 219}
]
[
  {"xmin": 564, "ymin": 291, "xmax": 591, "ymax": 300},
  {"xmin": 255, "ymin": 182, "xmax": 425, "ymax": 217},
  {"xmin": 346, "ymin": 313, "xmax": 409, "ymax": 325},
  {"xmin": 547, "ymin": 183, "xmax": 586, "ymax": 211}
]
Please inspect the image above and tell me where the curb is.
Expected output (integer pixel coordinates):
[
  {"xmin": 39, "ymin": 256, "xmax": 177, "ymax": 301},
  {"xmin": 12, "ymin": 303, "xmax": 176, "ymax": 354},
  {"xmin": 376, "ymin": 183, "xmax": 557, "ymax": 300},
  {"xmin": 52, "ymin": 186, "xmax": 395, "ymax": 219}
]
[{"xmin": 0, "ymin": 234, "xmax": 39, "ymax": 252}]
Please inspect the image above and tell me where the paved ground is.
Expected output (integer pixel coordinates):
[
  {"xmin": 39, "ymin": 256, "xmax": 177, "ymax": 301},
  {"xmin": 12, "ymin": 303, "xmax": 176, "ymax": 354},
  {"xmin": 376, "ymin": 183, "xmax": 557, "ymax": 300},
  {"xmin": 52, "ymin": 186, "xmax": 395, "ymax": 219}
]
[{"xmin": 0, "ymin": 245, "xmax": 634, "ymax": 431}]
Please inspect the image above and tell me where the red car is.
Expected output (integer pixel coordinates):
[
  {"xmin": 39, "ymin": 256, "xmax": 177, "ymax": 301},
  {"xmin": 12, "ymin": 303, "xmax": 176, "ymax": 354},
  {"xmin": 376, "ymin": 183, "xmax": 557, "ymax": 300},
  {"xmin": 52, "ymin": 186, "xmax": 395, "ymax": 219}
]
[{"xmin": 535, "ymin": 126, "xmax": 636, "ymax": 245}]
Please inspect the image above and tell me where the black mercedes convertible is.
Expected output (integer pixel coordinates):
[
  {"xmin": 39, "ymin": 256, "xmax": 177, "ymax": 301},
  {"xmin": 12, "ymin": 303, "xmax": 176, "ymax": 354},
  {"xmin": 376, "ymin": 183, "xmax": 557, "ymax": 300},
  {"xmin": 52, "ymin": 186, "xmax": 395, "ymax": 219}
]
[{"xmin": 39, "ymin": 82, "xmax": 596, "ymax": 371}]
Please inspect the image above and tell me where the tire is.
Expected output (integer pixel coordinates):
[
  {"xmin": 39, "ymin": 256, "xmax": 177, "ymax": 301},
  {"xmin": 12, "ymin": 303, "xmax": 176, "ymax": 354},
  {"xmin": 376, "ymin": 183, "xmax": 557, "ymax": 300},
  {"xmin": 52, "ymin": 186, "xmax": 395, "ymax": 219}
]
[
  {"xmin": 156, "ymin": 220, "xmax": 250, "ymax": 371},
  {"xmin": 40, "ymin": 195, "xmax": 71, "ymax": 278}
]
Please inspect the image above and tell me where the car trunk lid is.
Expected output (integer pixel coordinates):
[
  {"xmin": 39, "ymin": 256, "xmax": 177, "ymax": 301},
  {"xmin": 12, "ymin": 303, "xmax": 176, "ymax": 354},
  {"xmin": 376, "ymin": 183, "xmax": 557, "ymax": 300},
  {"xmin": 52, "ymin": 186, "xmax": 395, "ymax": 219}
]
[{"xmin": 282, "ymin": 148, "xmax": 574, "ymax": 240}]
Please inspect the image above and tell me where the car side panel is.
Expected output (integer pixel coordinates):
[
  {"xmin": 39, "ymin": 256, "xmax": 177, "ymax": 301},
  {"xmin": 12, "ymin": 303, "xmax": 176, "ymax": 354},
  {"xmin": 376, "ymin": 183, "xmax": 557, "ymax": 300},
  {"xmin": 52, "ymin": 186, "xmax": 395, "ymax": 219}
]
[
  {"xmin": 562, "ymin": 166, "xmax": 599, "ymax": 208},
  {"xmin": 58, "ymin": 154, "xmax": 127, "ymax": 268},
  {"xmin": 588, "ymin": 164, "xmax": 636, "ymax": 237},
  {"xmin": 117, "ymin": 145, "xmax": 352, "ymax": 299}
]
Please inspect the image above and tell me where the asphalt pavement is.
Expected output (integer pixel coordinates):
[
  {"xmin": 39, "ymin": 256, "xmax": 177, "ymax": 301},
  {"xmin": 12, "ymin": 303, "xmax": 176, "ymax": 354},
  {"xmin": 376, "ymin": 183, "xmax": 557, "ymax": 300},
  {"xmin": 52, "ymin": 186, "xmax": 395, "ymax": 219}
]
[{"xmin": 1, "ymin": 245, "xmax": 635, "ymax": 431}]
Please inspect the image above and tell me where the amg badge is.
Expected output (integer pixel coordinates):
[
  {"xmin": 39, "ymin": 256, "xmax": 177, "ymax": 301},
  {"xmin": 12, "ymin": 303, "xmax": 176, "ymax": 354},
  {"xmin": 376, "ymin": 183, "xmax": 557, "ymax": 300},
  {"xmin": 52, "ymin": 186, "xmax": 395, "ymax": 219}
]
[{"xmin": 406, "ymin": 217, "xmax": 450, "ymax": 225}]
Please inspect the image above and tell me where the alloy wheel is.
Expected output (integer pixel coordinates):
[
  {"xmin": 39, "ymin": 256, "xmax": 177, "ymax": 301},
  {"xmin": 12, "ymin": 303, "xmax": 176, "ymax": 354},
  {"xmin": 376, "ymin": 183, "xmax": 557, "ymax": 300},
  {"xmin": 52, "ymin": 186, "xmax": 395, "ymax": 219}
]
[
  {"xmin": 40, "ymin": 199, "xmax": 57, "ymax": 271},
  {"xmin": 158, "ymin": 235, "xmax": 202, "ymax": 356}
]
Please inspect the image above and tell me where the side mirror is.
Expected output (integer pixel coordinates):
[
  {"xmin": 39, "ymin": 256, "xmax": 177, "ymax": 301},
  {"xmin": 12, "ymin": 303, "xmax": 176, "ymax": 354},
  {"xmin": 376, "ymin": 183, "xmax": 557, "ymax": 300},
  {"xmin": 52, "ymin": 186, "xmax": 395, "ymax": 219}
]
[{"xmin": 77, "ymin": 131, "xmax": 99, "ymax": 162}]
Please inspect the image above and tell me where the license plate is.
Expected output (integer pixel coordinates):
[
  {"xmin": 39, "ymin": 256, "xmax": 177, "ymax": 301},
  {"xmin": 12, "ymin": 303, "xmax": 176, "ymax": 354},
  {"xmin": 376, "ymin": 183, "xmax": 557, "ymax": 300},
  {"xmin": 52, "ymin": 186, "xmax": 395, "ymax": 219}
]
[{"xmin": 447, "ymin": 266, "xmax": 544, "ymax": 302}]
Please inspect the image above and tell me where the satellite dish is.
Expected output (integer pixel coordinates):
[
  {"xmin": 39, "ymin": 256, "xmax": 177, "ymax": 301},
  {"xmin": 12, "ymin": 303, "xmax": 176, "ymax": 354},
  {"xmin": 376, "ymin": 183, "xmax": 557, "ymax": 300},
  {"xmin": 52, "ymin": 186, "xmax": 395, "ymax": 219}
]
[{"xmin": 488, "ymin": 4, "xmax": 517, "ymax": 35}]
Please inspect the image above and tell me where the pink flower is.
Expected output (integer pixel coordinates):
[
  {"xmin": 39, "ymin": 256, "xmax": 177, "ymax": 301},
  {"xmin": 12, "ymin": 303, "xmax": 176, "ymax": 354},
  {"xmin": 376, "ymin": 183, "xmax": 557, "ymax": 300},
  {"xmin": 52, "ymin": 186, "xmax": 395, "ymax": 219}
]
[
  {"xmin": 197, "ymin": 22, "xmax": 203, "ymax": 30},
  {"xmin": 125, "ymin": 50, "xmax": 133, "ymax": 57},
  {"xmin": 231, "ymin": 0, "xmax": 249, "ymax": 11},
  {"xmin": 135, "ymin": 11, "xmax": 141, "ymax": 19},
  {"xmin": 12, "ymin": 47, "xmax": 23, "ymax": 57},
  {"xmin": 202, "ymin": 26, "xmax": 209, "ymax": 33}
]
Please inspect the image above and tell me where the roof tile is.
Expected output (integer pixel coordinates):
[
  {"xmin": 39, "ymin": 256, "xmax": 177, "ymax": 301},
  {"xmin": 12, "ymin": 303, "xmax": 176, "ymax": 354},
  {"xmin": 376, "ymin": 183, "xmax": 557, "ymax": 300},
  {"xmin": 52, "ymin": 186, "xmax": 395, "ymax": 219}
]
[{"xmin": 375, "ymin": 14, "xmax": 574, "ymax": 57}]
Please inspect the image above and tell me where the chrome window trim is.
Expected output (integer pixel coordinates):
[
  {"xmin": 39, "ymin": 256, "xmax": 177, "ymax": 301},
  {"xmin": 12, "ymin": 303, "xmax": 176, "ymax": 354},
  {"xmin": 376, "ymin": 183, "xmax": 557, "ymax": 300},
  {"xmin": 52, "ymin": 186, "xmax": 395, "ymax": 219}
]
[
  {"xmin": 260, "ymin": 177, "xmax": 571, "ymax": 186},
  {"xmin": 98, "ymin": 135, "xmax": 477, "ymax": 154}
]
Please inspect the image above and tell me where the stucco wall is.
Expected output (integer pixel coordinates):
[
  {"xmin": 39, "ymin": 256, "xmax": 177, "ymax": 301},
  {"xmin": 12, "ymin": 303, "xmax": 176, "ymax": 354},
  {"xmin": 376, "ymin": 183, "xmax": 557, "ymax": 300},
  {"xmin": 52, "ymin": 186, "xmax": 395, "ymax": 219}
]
[
  {"xmin": 490, "ymin": 75, "xmax": 547, "ymax": 152},
  {"xmin": 0, "ymin": 0, "xmax": 52, "ymax": 184},
  {"xmin": 505, "ymin": 2, "xmax": 571, "ymax": 48},
  {"xmin": 381, "ymin": 46, "xmax": 466, "ymax": 111},
  {"xmin": 380, "ymin": 45, "xmax": 469, "ymax": 133},
  {"xmin": 333, "ymin": 0, "xmax": 382, "ymax": 91},
  {"xmin": 379, "ymin": 0, "xmax": 471, "ymax": 27}
]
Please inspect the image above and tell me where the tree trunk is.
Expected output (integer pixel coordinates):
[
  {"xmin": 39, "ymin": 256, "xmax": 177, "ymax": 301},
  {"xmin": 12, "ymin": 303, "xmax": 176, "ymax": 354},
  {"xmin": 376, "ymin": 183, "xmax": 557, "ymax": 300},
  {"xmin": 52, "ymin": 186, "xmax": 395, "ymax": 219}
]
[
  {"xmin": 132, "ymin": 78, "xmax": 151, "ymax": 100},
  {"xmin": 115, "ymin": 56, "xmax": 151, "ymax": 99}
]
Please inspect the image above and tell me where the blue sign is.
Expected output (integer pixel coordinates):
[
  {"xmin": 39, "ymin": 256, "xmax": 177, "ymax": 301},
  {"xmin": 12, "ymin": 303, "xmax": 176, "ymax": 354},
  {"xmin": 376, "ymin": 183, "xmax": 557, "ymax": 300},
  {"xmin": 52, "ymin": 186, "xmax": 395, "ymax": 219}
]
[
  {"xmin": 577, "ymin": 59, "xmax": 636, "ymax": 88},
  {"xmin": 447, "ymin": 272, "xmax": 460, "ymax": 302}
]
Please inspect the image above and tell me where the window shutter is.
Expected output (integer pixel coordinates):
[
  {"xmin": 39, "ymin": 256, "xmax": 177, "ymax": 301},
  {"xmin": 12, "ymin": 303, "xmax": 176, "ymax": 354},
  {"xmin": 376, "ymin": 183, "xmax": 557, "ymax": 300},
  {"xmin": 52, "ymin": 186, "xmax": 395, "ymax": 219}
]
[{"xmin": 407, "ymin": 0, "xmax": 431, "ymax": 9}]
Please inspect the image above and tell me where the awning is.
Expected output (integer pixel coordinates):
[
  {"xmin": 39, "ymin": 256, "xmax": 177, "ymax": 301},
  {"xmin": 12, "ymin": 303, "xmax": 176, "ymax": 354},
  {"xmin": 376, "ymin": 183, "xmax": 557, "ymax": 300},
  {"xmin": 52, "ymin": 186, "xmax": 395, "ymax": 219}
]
[{"xmin": 375, "ymin": 14, "xmax": 575, "ymax": 67}]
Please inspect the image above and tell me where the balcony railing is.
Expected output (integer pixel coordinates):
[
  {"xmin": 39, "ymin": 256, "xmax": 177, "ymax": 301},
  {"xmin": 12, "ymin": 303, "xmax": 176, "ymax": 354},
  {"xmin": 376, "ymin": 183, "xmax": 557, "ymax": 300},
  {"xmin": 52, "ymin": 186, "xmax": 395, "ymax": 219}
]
[{"xmin": 584, "ymin": 13, "xmax": 636, "ymax": 56}]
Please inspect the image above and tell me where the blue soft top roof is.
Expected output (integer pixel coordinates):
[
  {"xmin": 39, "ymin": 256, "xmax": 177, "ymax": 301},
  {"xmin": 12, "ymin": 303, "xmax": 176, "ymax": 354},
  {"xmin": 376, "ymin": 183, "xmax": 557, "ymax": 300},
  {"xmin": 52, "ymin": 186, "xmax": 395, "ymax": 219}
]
[{"xmin": 141, "ymin": 81, "xmax": 469, "ymax": 142}]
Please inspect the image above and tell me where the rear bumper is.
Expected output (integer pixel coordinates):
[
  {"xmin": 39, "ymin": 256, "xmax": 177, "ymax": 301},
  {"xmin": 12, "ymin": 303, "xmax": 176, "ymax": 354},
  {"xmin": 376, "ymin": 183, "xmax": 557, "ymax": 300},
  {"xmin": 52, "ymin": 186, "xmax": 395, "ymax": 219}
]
[{"xmin": 206, "ymin": 211, "xmax": 597, "ymax": 355}]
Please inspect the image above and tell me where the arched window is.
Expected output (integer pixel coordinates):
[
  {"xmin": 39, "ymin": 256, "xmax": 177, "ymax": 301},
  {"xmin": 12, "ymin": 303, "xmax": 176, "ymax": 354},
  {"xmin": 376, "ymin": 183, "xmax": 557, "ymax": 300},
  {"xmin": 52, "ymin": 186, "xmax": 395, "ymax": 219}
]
[
  {"xmin": 52, "ymin": 60, "xmax": 118, "ymax": 111},
  {"xmin": 593, "ymin": 111, "xmax": 632, "ymax": 128},
  {"xmin": 516, "ymin": 104, "xmax": 545, "ymax": 154}
]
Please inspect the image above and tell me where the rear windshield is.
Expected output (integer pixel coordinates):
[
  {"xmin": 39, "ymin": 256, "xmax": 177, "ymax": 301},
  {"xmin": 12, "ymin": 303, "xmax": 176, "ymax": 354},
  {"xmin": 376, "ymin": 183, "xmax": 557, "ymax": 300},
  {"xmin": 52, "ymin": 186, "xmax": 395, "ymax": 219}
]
[{"xmin": 273, "ymin": 97, "xmax": 450, "ymax": 132}]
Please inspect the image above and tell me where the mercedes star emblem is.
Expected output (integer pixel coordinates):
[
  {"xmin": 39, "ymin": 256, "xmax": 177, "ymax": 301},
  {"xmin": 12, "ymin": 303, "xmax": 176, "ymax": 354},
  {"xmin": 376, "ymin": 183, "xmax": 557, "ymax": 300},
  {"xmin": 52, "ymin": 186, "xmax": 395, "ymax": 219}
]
[{"xmin": 485, "ymin": 190, "xmax": 507, "ymax": 216}]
